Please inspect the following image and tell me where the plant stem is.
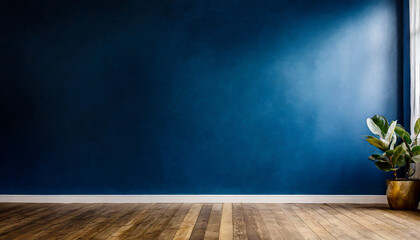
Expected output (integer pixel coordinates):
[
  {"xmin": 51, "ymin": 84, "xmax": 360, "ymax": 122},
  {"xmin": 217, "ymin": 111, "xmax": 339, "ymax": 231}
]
[{"xmin": 391, "ymin": 158, "xmax": 397, "ymax": 179}]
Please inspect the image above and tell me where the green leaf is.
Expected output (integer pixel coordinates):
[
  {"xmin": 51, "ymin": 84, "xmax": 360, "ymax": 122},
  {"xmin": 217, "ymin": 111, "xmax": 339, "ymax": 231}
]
[
  {"xmin": 374, "ymin": 161, "xmax": 392, "ymax": 172},
  {"xmin": 367, "ymin": 118, "xmax": 383, "ymax": 137},
  {"xmin": 412, "ymin": 155, "xmax": 420, "ymax": 163},
  {"xmin": 368, "ymin": 154, "xmax": 388, "ymax": 162},
  {"xmin": 395, "ymin": 125, "xmax": 412, "ymax": 144},
  {"xmin": 365, "ymin": 137, "xmax": 388, "ymax": 151},
  {"xmin": 371, "ymin": 115, "xmax": 389, "ymax": 136},
  {"xmin": 415, "ymin": 118, "xmax": 420, "ymax": 135},
  {"xmin": 385, "ymin": 150, "xmax": 394, "ymax": 157},
  {"xmin": 391, "ymin": 145, "xmax": 403, "ymax": 165},
  {"xmin": 385, "ymin": 121, "xmax": 397, "ymax": 143},
  {"xmin": 395, "ymin": 155, "xmax": 406, "ymax": 167},
  {"xmin": 412, "ymin": 145, "xmax": 420, "ymax": 156},
  {"xmin": 390, "ymin": 132, "xmax": 397, "ymax": 150},
  {"xmin": 363, "ymin": 135, "xmax": 375, "ymax": 139}
]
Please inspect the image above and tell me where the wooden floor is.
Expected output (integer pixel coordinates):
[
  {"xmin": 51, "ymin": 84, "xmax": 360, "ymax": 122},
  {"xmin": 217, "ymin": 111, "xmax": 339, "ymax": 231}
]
[{"xmin": 0, "ymin": 203, "xmax": 419, "ymax": 239}]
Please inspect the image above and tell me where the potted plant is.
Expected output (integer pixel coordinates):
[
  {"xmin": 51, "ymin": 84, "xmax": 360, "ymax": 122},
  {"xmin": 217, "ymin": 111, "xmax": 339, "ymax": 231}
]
[{"xmin": 364, "ymin": 115, "xmax": 420, "ymax": 210}]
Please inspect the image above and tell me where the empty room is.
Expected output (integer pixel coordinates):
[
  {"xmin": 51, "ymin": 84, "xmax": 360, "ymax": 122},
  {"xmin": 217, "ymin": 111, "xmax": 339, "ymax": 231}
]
[{"xmin": 1, "ymin": 0, "xmax": 420, "ymax": 239}]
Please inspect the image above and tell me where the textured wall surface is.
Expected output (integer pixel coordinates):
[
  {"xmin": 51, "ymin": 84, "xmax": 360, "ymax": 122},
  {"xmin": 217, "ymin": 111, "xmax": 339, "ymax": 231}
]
[{"xmin": 0, "ymin": 0, "xmax": 403, "ymax": 194}]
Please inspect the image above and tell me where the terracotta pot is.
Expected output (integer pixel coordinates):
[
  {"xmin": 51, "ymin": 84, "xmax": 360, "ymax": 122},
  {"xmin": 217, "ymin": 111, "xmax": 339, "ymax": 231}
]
[{"xmin": 386, "ymin": 180, "xmax": 420, "ymax": 210}]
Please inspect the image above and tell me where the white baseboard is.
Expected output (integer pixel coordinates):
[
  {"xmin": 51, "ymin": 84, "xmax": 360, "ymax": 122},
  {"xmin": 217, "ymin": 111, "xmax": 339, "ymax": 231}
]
[{"xmin": 0, "ymin": 195, "xmax": 387, "ymax": 204}]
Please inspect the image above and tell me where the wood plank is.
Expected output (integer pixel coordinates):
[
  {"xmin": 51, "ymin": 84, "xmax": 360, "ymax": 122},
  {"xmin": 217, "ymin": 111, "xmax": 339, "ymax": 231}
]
[
  {"xmin": 317, "ymin": 204, "xmax": 384, "ymax": 240},
  {"xmin": 139, "ymin": 203, "xmax": 182, "ymax": 239},
  {"xmin": 307, "ymin": 204, "xmax": 366, "ymax": 239},
  {"xmin": 368, "ymin": 206, "xmax": 420, "ymax": 232},
  {"xmin": 124, "ymin": 203, "xmax": 174, "ymax": 240},
  {"xmin": 0, "ymin": 203, "xmax": 418, "ymax": 240},
  {"xmin": 85, "ymin": 203, "xmax": 145, "ymax": 239},
  {"xmin": 61, "ymin": 203, "xmax": 130, "ymax": 240},
  {"xmin": 360, "ymin": 204, "xmax": 420, "ymax": 225},
  {"xmin": 294, "ymin": 204, "xmax": 341, "ymax": 240},
  {"xmin": 337, "ymin": 204, "xmax": 415, "ymax": 239},
  {"xmin": 347, "ymin": 204, "xmax": 420, "ymax": 239},
  {"xmin": 119, "ymin": 203, "xmax": 170, "ymax": 239},
  {"xmin": 291, "ymin": 204, "xmax": 336, "ymax": 240},
  {"xmin": 277, "ymin": 204, "xmax": 319, "ymax": 240},
  {"xmin": 204, "ymin": 203, "xmax": 223, "ymax": 240},
  {"xmin": 157, "ymin": 203, "xmax": 193, "ymax": 240},
  {"xmin": 106, "ymin": 204, "xmax": 156, "ymax": 240},
  {"xmin": 0, "ymin": 203, "xmax": 26, "ymax": 217},
  {"xmin": 0, "ymin": 203, "xmax": 20, "ymax": 211},
  {"xmin": 0, "ymin": 203, "xmax": 42, "ymax": 219},
  {"xmin": 391, "ymin": 208, "xmax": 420, "ymax": 222},
  {"xmin": 0, "ymin": 203, "xmax": 84, "ymax": 239},
  {"xmin": 105, "ymin": 205, "xmax": 153, "ymax": 239},
  {"xmin": 256, "ymin": 203, "xmax": 288, "ymax": 240},
  {"xmin": 266, "ymin": 203, "xmax": 303, "ymax": 240},
  {"xmin": 17, "ymin": 204, "xmax": 100, "ymax": 239},
  {"xmin": 232, "ymin": 203, "xmax": 248, "ymax": 240},
  {"xmin": 0, "ymin": 203, "xmax": 54, "ymax": 230},
  {"xmin": 242, "ymin": 203, "xmax": 271, "ymax": 240},
  {"xmin": 173, "ymin": 203, "xmax": 203, "ymax": 240},
  {"xmin": 328, "ymin": 204, "xmax": 400, "ymax": 240},
  {"xmin": 190, "ymin": 203, "xmax": 212, "ymax": 240},
  {"xmin": 38, "ymin": 204, "xmax": 111, "ymax": 240},
  {"xmin": 13, "ymin": 203, "xmax": 94, "ymax": 240},
  {"xmin": 220, "ymin": 203, "xmax": 233, "ymax": 240}
]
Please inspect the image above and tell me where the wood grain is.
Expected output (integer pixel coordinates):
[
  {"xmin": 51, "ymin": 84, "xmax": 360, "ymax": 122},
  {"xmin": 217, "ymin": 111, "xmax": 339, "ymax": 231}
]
[
  {"xmin": 204, "ymin": 203, "xmax": 223, "ymax": 240},
  {"xmin": 0, "ymin": 203, "xmax": 418, "ymax": 240},
  {"xmin": 232, "ymin": 203, "xmax": 248, "ymax": 240},
  {"xmin": 190, "ymin": 203, "xmax": 212, "ymax": 240},
  {"xmin": 328, "ymin": 204, "xmax": 401, "ymax": 240},
  {"xmin": 278, "ymin": 204, "xmax": 320, "ymax": 240},
  {"xmin": 172, "ymin": 203, "xmax": 203, "ymax": 240},
  {"xmin": 257, "ymin": 203, "xmax": 287, "ymax": 240},
  {"xmin": 291, "ymin": 204, "xmax": 336, "ymax": 240},
  {"xmin": 242, "ymin": 203, "xmax": 271, "ymax": 240},
  {"xmin": 157, "ymin": 203, "xmax": 192, "ymax": 240},
  {"xmin": 318, "ymin": 204, "xmax": 383, "ymax": 240},
  {"xmin": 219, "ymin": 203, "xmax": 233, "ymax": 240}
]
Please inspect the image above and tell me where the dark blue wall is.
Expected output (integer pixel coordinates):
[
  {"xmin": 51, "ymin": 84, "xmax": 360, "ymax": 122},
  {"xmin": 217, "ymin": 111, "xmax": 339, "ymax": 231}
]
[
  {"xmin": 0, "ymin": 0, "xmax": 404, "ymax": 194},
  {"xmin": 402, "ymin": 0, "xmax": 411, "ymax": 129}
]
